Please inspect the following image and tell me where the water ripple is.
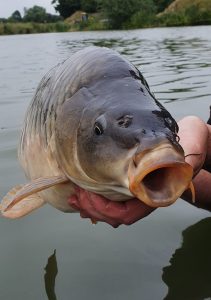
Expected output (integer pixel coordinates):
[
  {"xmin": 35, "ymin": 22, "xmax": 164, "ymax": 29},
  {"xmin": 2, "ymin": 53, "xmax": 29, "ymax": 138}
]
[{"xmin": 0, "ymin": 26, "xmax": 211, "ymax": 300}]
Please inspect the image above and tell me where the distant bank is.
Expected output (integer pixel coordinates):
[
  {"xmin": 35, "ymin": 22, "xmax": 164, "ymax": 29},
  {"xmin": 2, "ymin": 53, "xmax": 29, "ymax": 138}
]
[
  {"xmin": 0, "ymin": 22, "xmax": 69, "ymax": 35},
  {"xmin": 0, "ymin": 0, "xmax": 211, "ymax": 36}
]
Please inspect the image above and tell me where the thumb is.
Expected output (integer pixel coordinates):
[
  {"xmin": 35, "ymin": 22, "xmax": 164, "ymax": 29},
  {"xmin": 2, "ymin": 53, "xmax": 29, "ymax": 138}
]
[{"xmin": 178, "ymin": 116, "xmax": 208, "ymax": 176}]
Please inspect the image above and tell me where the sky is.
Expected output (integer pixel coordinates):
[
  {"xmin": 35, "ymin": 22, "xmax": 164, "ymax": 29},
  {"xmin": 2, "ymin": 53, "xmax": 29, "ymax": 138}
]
[{"xmin": 0, "ymin": 0, "xmax": 57, "ymax": 18}]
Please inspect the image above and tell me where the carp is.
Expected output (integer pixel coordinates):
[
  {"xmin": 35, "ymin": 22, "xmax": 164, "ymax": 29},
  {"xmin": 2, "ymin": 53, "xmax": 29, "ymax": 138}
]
[{"xmin": 0, "ymin": 47, "xmax": 194, "ymax": 221}]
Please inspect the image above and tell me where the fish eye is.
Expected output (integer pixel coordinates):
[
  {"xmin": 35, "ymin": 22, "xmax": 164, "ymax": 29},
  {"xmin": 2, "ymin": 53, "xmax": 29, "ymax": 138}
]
[
  {"xmin": 94, "ymin": 122, "xmax": 104, "ymax": 135},
  {"xmin": 94, "ymin": 115, "xmax": 107, "ymax": 136}
]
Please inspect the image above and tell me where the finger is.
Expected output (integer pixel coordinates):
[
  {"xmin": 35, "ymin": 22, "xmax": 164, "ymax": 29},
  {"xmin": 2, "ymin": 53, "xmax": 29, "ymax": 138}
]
[
  {"xmin": 68, "ymin": 195, "xmax": 80, "ymax": 211},
  {"xmin": 178, "ymin": 116, "xmax": 208, "ymax": 175},
  {"xmin": 75, "ymin": 188, "xmax": 121, "ymax": 227},
  {"xmin": 89, "ymin": 194, "xmax": 125, "ymax": 220},
  {"xmin": 123, "ymin": 199, "xmax": 155, "ymax": 225},
  {"xmin": 193, "ymin": 169, "xmax": 211, "ymax": 209},
  {"xmin": 69, "ymin": 188, "xmax": 155, "ymax": 227},
  {"xmin": 182, "ymin": 169, "xmax": 211, "ymax": 211},
  {"xmin": 85, "ymin": 191, "xmax": 123, "ymax": 227},
  {"xmin": 205, "ymin": 124, "xmax": 211, "ymax": 165},
  {"xmin": 89, "ymin": 193, "xmax": 154, "ymax": 225},
  {"xmin": 77, "ymin": 188, "xmax": 105, "ymax": 220}
]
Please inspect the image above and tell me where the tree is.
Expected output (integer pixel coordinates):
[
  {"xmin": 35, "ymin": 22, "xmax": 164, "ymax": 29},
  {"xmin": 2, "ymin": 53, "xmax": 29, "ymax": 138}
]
[
  {"xmin": 8, "ymin": 10, "xmax": 22, "ymax": 22},
  {"xmin": 100, "ymin": 0, "xmax": 151, "ymax": 29},
  {"xmin": 81, "ymin": 0, "xmax": 98, "ymax": 13},
  {"xmin": 23, "ymin": 6, "xmax": 48, "ymax": 23},
  {"xmin": 46, "ymin": 13, "xmax": 63, "ymax": 22},
  {"xmin": 129, "ymin": 0, "xmax": 157, "ymax": 27},
  {"xmin": 52, "ymin": 0, "xmax": 81, "ymax": 18}
]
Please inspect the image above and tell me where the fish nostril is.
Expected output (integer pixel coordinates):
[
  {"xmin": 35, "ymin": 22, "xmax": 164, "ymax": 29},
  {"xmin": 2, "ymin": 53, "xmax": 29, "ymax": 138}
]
[
  {"xmin": 118, "ymin": 120, "xmax": 126, "ymax": 126},
  {"xmin": 117, "ymin": 115, "xmax": 133, "ymax": 128}
]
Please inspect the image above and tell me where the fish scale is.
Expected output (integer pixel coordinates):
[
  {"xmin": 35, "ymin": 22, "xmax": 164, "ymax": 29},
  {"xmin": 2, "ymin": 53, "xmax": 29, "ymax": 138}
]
[{"xmin": 0, "ymin": 47, "xmax": 194, "ymax": 222}]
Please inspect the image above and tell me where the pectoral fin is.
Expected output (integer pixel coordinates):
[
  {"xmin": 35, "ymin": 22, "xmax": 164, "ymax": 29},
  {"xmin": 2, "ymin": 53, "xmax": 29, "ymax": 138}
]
[
  {"xmin": 1, "ymin": 191, "xmax": 45, "ymax": 219},
  {"xmin": 1, "ymin": 175, "xmax": 69, "ymax": 219}
]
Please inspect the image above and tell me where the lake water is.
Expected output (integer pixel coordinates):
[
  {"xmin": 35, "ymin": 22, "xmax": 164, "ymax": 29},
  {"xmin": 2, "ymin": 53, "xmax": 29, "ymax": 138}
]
[{"xmin": 0, "ymin": 26, "xmax": 211, "ymax": 300}]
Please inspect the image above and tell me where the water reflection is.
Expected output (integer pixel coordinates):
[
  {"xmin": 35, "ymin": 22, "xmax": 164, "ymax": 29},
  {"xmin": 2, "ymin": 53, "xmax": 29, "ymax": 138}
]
[
  {"xmin": 163, "ymin": 217, "xmax": 211, "ymax": 300},
  {"xmin": 44, "ymin": 250, "xmax": 58, "ymax": 300}
]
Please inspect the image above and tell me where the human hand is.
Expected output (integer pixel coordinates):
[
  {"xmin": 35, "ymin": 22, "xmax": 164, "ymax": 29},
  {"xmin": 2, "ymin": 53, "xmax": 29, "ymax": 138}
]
[
  {"xmin": 68, "ymin": 187, "xmax": 154, "ymax": 228},
  {"xmin": 178, "ymin": 116, "xmax": 211, "ymax": 210}
]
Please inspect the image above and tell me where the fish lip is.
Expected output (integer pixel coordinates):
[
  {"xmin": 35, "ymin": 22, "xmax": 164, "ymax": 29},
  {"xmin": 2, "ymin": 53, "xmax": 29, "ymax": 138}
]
[{"xmin": 128, "ymin": 144, "xmax": 193, "ymax": 208}]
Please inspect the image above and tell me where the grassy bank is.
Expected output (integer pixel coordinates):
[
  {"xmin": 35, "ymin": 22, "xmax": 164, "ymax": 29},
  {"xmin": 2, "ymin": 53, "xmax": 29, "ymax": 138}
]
[
  {"xmin": 157, "ymin": 0, "xmax": 211, "ymax": 26},
  {"xmin": 157, "ymin": 10, "xmax": 211, "ymax": 27},
  {"xmin": 0, "ymin": 19, "xmax": 108, "ymax": 35},
  {"xmin": 0, "ymin": 22, "xmax": 70, "ymax": 35}
]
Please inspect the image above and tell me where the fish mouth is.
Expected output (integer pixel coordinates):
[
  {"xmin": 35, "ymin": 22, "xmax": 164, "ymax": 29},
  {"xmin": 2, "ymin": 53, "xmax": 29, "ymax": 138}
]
[{"xmin": 128, "ymin": 144, "xmax": 193, "ymax": 208}]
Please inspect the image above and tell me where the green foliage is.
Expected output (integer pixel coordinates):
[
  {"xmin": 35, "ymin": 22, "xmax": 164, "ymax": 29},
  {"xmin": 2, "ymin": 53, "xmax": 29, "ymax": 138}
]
[
  {"xmin": 0, "ymin": 18, "xmax": 7, "ymax": 23},
  {"xmin": 52, "ymin": 0, "xmax": 98, "ymax": 17},
  {"xmin": 185, "ymin": 5, "xmax": 211, "ymax": 25},
  {"xmin": 54, "ymin": 21, "xmax": 70, "ymax": 31},
  {"xmin": 102, "ymin": 0, "xmax": 158, "ymax": 29},
  {"xmin": 23, "ymin": 5, "xmax": 47, "ymax": 22},
  {"xmin": 86, "ymin": 20, "xmax": 108, "ymax": 30},
  {"xmin": 23, "ymin": 5, "xmax": 62, "ymax": 23},
  {"xmin": 45, "ymin": 14, "xmax": 63, "ymax": 22},
  {"xmin": 157, "ymin": 11, "xmax": 186, "ymax": 26},
  {"xmin": 52, "ymin": 0, "xmax": 81, "ymax": 18},
  {"xmin": 51, "ymin": 0, "xmax": 161, "ymax": 23},
  {"xmin": 8, "ymin": 10, "xmax": 22, "ymax": 22},
  {"xmin": 0, "ymin": 22, "xmax": 70, "ymax": 35},
  {"xmin": 157, "ymin": 3, "xmax": 211, "ymax": 26},
  {"xmin": 81, "ymin": 0, "xmax": 98, "ymax": 12},
  {"xmin": 154, "ymin": 0, "xmax": 174, "ymax": 13},
  {"xmin": 99, "ymin": 0, "xmax": 147, "ymax": 29},
  {"xmin": 126, "ymin": 0, "xmax": 157, "ymax": 28}
]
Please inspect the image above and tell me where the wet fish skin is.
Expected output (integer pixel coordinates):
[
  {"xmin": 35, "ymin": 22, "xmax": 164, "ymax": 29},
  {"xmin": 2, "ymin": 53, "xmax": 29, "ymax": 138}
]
[{"xmin": 1, "ymin": 47, "xmax": 193, "ymax": 219}]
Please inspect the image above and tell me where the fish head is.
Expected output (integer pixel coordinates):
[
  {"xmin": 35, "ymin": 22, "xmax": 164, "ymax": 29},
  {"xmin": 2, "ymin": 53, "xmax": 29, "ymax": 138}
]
[
  {"xmin": 54, "ymin": 48, "xmax": 193, "ymax": 207},
  {"xmin": 56, "ymin": 88, "xmax": 192, "ymax": 208},
  {"xmin": 75, "ymin": 95, "xmax": 192, "ymax": 207}
]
